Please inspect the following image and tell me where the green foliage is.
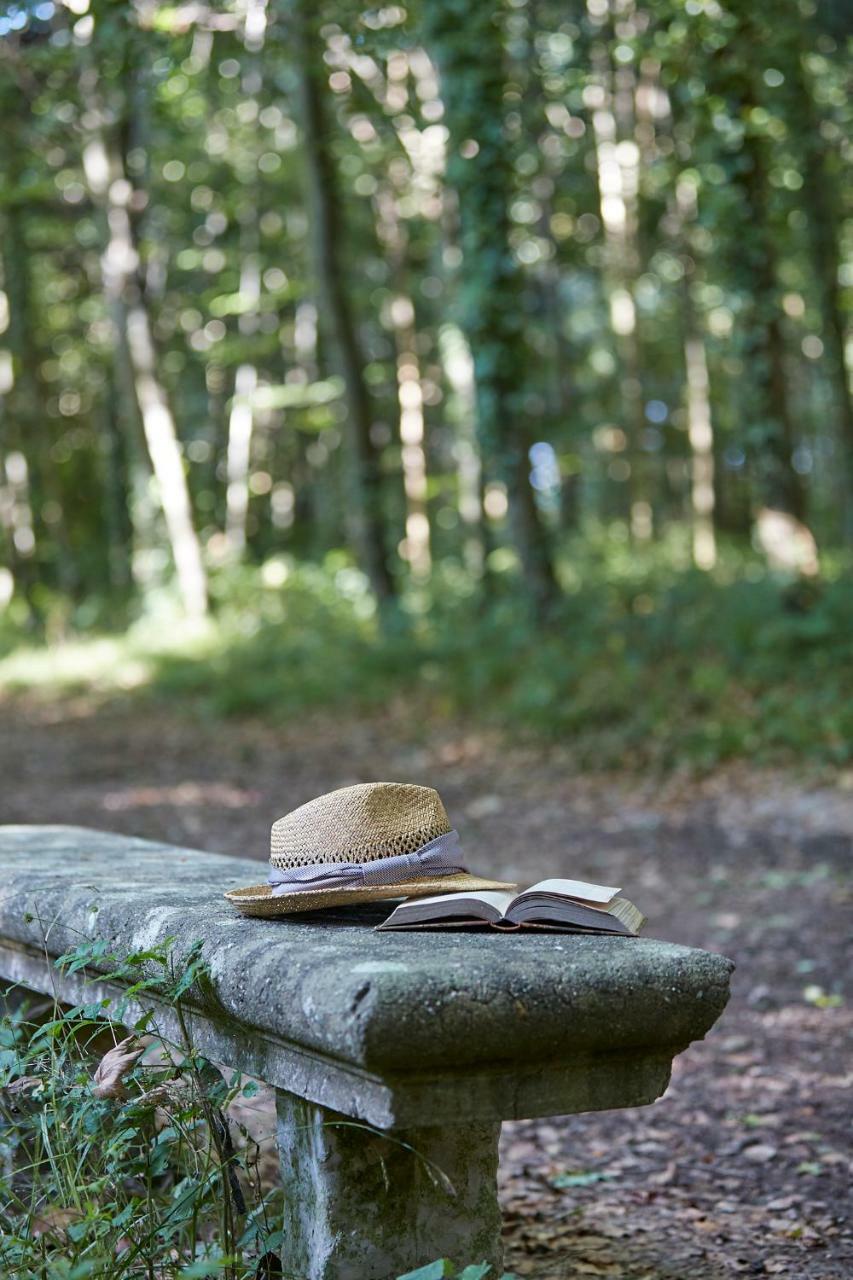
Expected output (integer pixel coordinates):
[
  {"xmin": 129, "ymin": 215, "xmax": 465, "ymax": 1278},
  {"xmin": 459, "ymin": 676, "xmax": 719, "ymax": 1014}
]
[
  {"xmin": 1, "ymin": 0, "xmax": 850, "ymax": 621},
  {"xmin": 2, "ymin": 536, "xmax": 851, "ymax": 769},
  {"xmin": 2, "ymin": 929, "xmax": 518, "ymax": 1279},
  {"xmin": 397, "ymin": 1262, "xmax": 516, "ymax": 1280},
  {"xmin": 0, "ymin": 935, "xmax": 282, "ymax": 1280},
  {"xmin": 0, "ymin": 0, "xmax": 851, "ymax": 767}
]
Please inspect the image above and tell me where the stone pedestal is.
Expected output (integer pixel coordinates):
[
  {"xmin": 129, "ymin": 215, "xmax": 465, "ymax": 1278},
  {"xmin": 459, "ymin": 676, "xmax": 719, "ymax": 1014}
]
[{"xmin": 275, "ymin": 1090, "xmax": 503, "ymax": 1280}]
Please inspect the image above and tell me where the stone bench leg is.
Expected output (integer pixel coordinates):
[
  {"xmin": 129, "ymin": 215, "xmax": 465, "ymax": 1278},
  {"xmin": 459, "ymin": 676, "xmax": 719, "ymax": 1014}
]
[{"xmin": 275, "ymin": 1090, "xmax": 503, "ymax": 1280}]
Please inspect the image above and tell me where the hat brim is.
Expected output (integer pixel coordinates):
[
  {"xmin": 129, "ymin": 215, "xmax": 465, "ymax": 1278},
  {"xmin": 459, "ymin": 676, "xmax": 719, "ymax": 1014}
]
[{"xmin": 224, "ymin": 872, "xmax": 517, "ymax": 918}]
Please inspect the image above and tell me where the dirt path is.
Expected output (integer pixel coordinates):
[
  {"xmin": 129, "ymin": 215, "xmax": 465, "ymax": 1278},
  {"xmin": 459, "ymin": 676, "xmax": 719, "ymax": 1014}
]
[{"xmin": 1, "ymin": 696, "xmax": 850, "ymax": 1278}]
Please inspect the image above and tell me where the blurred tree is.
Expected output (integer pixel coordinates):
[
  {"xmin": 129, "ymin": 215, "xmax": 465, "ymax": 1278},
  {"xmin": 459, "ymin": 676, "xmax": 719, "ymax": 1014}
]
[
  {"xmin": 81, "ymin": 0, "xmax": 209, "ymax": 617},
  {"xmin": 707, "ymin": 5, "xmax": 809, "ymax": 526},
  {"xmin": 285, "ymin": 0, "xmax": 398, "ymax": 605},
  {"xmin": 224, "ymin": 0, "xmax": 269, "ymax": 559},
  {"xmin": 584, "ymin": 0, "xmax": 651, "ymax": 541},
  {"xmin": 674, "ymin": 175, "xmax": 717, "ymax": 571},
  {"xmin": 788, "ymin": 46, "xmax": 853, "ymax": 538},
  {"xmin": 0, "ymin": 74, "xmax": 81, "ymax": 611},
  {"xmin": 423, "ymin": 0, "xmax": 558, "ymax": 613},
  {"xmin": 0, "ymin": 0, "xmax": 849, "ymax": 628}
]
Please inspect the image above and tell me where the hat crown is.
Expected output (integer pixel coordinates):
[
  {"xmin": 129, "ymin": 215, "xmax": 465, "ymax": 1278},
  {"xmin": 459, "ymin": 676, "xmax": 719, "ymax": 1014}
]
[{"xmin": 270, "ymin": 782, "xmax": 451, "ymax": 869}]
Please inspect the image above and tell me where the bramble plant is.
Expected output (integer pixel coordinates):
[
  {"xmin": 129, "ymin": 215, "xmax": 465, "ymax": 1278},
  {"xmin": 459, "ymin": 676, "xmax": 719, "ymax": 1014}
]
[
  {"xmin": 0, "ymin": 931, "xmax": 516, "ymax": 1280},
  {"xmin": 0, "ymin": 932, "xmax": 283, "ymax": 1280}
]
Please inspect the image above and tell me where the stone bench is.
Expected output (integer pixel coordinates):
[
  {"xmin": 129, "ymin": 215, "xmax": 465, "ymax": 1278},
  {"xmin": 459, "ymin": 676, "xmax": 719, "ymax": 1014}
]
[{"xmin": 0, "ymin": 825, "xmax": 733, "ymax": 1279}]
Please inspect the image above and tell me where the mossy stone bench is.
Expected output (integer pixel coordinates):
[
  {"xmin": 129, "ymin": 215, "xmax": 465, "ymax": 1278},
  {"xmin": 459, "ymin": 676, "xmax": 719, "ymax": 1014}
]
[{"xmin": 0, "ymin": 825, "xmax": 733, "ymax": 1279}]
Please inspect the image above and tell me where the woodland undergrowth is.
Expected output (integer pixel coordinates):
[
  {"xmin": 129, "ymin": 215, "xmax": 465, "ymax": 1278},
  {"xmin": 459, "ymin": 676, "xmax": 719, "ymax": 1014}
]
[
  {"xmin": 2, "ymin": 536, "xmax": 851, "ymax": 771},
  {"xmin": 0, "ymin": 930, "xmax": 516, "ymax": 1280}
]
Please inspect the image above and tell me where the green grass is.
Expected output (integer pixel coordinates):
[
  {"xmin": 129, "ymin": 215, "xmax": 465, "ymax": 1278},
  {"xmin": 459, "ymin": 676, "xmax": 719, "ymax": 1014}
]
[
  {"xmin": 3, "ymin": 936, "xmax": 495, "ymax": 1279},
  {"xmin": 2, "ymin": 535, "xmax": 851, "ymax": 770},
  {"xmin": 1, "ymin": 937, "xmax": 284, "ymax": 1280}
]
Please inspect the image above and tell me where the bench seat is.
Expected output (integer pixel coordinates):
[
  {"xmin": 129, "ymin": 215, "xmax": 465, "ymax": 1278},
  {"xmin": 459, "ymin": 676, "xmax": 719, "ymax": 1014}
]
[{"xmin": 0, "ymin": 824, "xmax": 733, "ymax": 1279}]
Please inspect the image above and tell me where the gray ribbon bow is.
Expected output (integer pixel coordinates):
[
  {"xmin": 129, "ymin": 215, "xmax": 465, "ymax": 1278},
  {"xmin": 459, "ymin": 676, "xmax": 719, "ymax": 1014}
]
[{"xmin": 267, "ymin": 829, "xmax": 465, "ymax": 896}]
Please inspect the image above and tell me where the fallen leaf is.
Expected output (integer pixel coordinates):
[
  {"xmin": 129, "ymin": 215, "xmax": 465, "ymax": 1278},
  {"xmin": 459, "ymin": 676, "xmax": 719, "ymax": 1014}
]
[
  {"xmin": 92, "ymin": 1035, "xmax": 145, "ymax": 1100},
  {"xmin": 31, "ymin": 1206, "xmax": 84, "ymax": 1239}
]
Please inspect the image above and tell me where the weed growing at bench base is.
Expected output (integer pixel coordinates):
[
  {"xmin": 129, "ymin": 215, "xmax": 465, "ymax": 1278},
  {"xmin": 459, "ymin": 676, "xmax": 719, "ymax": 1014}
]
[
  {"xmin": 1, "ymin": 934, "xmax": 518, "ymax": 1280},
  {"xmin": 0, "ymin": 935, "xmax": 283, "ymax": 1280}
]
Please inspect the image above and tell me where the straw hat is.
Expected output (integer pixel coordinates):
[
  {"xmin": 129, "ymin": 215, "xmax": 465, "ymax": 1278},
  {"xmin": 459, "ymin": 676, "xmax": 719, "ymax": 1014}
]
[{"xmin": 225, "ymin": 782, "xmax": 515, "ymax": 917}]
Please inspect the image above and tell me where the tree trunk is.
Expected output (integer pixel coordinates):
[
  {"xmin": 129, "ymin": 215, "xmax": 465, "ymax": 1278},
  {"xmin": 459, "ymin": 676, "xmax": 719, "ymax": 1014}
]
[
  {"xmin": 713, "ymin": 18, "xmax": 809, "ymax": 527},
  {"xmin": 0, "ymin": 85, "xmax": 50, "ymax": 623},
  {"xmin": 287, "ymin": 0, "xmax": 397, "ymax": 605},
  {"xmin": 439, "ymin": 325, "xmax": 486, "ymax": 580},
  {"xmin": 423, "ymin": 0, "xmax": 557, "ymax": 614},
  {"xmin": 374, "ymin": 187, "xmax": 432, "ymax": 581},
  {"xmin": 224, "ymin": 0, "xmax": 268, "ymax": 559},
  {"xmin": 79, "ymin": 18, "xmax": 208, "ymax": 617},
  {"xmin": 1, "ymin": 196, "xmax": 80, "ymax": 603},
  {"xmin": 585, "ymin": 0, "xmax": 650, "ymax": 540},
  {"xmin": 0, "ymin": 446, "xmax": 38, "ymax": 621},
  {"xmin": 739, "ymin": 129, "xmax": 808, "ymax": 522},
  {"xmin": 791, "ymin": 53, "xmax": 853, "ymax": 539},
  {"xmin": 0, "ymin": 220, "xmax": 40, "ymax": 603},
  {"xmin": 684, "ymin": 334, "xmax": 716, "ymax": 571},
  {"xmin": 100, "ymin": 366, "xmax": 135, "ymax": 594},
  {"xmin": 674, "ymin": 182, "xmax": 717, "ymax": 571},
  {"xmin": 225, "ymin": 360, "xmax": 258, "ymax": 558}
]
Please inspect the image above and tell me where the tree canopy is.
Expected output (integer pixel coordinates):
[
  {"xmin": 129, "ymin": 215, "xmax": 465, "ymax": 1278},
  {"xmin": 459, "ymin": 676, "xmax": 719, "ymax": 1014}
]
[{"xmin": 0, "ymin": 0, "xmax": 851, "ymax": 763}]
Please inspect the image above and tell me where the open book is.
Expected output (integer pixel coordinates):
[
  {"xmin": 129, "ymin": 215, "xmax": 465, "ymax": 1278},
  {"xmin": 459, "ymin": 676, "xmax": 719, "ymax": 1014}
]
[{"xmin": 377, "ymin": 878, "xmax": 645, "ymax": 935}]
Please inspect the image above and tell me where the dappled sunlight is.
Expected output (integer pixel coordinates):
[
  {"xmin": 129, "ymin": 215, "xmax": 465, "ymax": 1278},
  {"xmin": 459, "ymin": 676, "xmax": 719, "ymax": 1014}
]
[
  {"xmin": 0, "ymin": 636, "xmax": 153, "ymax": 694},
  {"xmin": 0, "ymin": 0, "xmax": 848, "ymax": 642},
  {"xmin": 1, "ymin": 542, "xmax": 851, "ymax": 769},
  {"xmin": 0, "ymin": 617, "xmax": 218, "ymax": 699},
  {"xmin": 0, "ymin": 0, "xmax": 851, "ymax": 1274}
]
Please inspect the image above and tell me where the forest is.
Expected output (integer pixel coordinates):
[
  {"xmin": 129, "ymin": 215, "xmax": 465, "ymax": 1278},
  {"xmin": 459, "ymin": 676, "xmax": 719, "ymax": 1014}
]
[
  {"xmin": 0, "ymin": 0, "xmax": 851, "ymax": 766},
  {"xmin": 1, "ymin": 7, "xmax": 853, "ymax": 1278}
]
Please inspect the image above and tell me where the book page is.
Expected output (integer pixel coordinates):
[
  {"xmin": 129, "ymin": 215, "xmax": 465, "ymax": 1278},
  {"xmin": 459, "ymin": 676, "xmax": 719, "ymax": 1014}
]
[
  {"xmin": 413, "ymin": 890, "xmax": 517, "ymax": 915},
  {"xmin": 378, "ymin": 890, "xmax": 517, "ymax": 929},
  {"xmin": 516, "ymin": 878, "xmax": 621, "ymax": 905},
  {"xmin": 506, "ymin": 896, "xmax": 634, "ymax": 933}
]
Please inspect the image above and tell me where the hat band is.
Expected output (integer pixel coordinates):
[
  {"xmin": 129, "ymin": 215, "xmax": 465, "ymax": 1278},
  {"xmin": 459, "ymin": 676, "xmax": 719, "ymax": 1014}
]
[{"xmin": 267, "ymin": 829, "xmax": 465, "ymax": 897}]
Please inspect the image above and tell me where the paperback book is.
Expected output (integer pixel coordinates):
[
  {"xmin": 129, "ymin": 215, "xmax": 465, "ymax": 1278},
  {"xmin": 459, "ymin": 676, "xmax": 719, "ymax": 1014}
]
[{"xmin": 377, "ymin": 878, "xmax": 645, "ymax": 935}]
